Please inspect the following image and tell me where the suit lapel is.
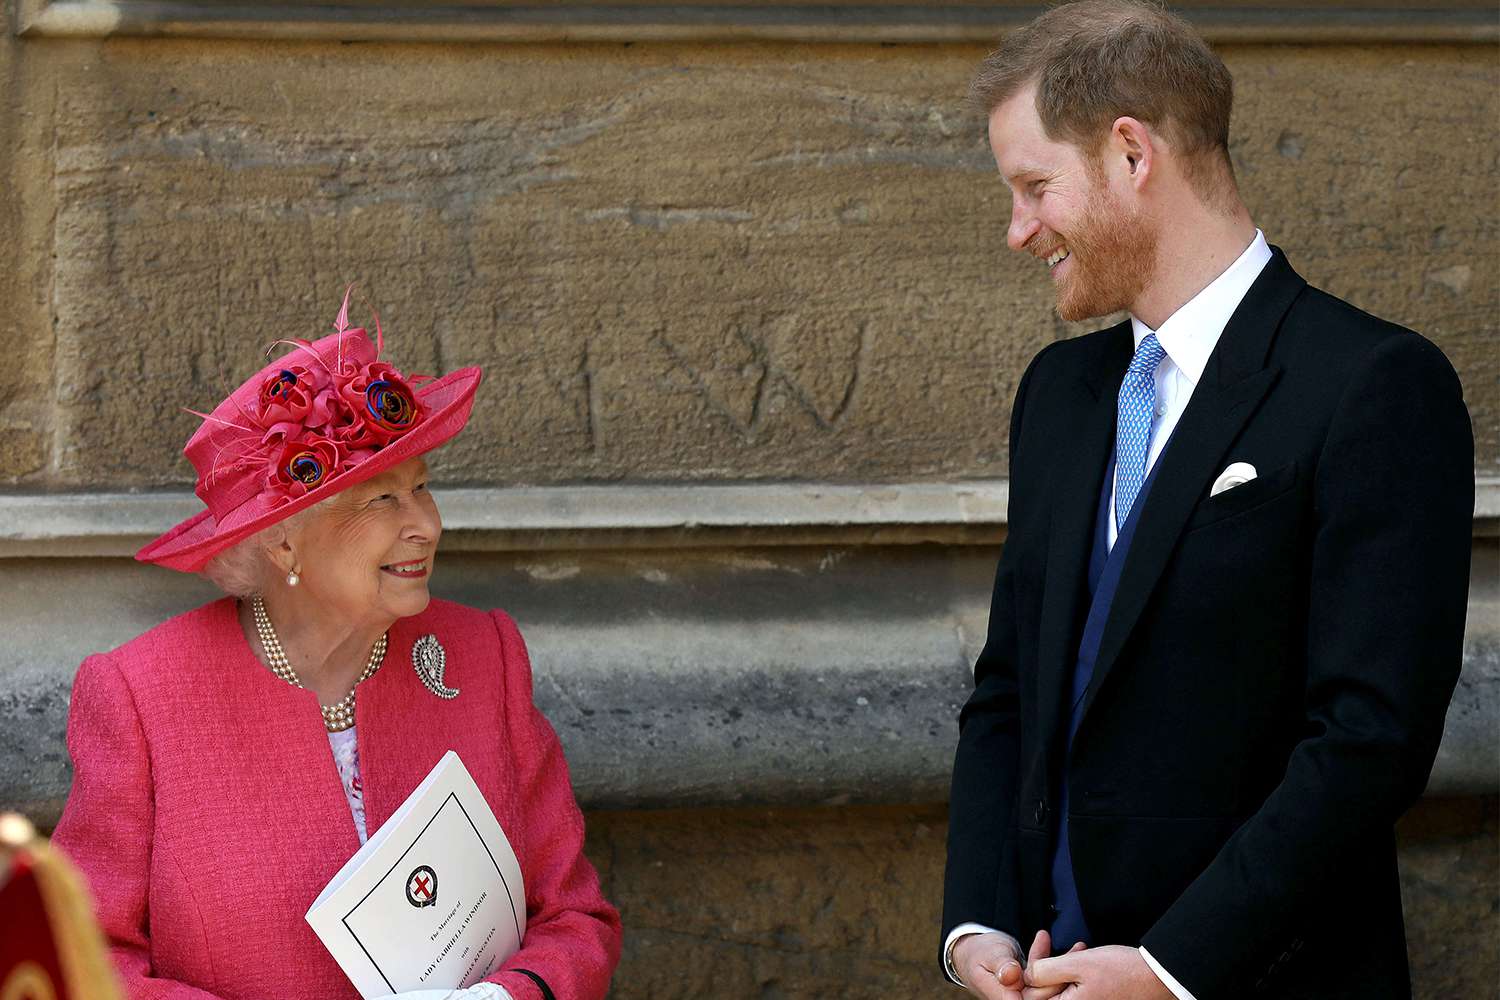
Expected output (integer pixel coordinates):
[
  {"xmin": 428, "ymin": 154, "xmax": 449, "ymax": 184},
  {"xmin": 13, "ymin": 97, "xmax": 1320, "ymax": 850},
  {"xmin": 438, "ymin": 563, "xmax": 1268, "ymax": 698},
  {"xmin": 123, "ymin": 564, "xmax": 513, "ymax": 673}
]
[
  {"xmin": 1075, "ymin": 249, "xmax": 1306, "ymax": 730},
  {"xmin": 1034, "ymin": 323, "xmax": 1133, "ymax": 761}
]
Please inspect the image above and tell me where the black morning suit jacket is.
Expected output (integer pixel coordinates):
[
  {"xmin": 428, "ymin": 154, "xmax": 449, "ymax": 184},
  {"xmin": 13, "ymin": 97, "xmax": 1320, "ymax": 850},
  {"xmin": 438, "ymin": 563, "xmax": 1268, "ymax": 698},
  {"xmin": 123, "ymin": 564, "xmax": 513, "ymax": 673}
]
[{"xmin": 941, "ymin": 248, "xmax": 1474, "ymax": 999}]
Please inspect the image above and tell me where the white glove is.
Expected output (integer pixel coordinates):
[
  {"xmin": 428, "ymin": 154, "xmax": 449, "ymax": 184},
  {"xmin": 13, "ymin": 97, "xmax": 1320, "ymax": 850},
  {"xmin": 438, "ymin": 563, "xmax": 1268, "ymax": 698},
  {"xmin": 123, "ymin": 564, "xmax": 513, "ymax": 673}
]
[{"xmin": 386, "ymin": 985, "xmax": 512, "ymax": 1000}]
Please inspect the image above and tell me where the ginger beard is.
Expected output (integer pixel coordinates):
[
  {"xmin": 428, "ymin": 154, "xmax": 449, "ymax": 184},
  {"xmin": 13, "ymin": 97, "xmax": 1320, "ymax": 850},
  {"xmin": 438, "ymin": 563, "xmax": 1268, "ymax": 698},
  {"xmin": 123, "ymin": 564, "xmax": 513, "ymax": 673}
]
[{"xmin": 1047, "ymin": 170, "xmax": 1160, "ymax": 322}]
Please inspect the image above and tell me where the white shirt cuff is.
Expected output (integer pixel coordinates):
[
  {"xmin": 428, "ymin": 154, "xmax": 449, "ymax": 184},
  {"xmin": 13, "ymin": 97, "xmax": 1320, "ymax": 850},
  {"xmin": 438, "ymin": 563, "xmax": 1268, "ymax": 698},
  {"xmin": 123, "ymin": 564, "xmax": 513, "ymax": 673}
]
[
  {"xmin": 943, "ymin": 923, "xmax": 1023, "ymax": 988},
  {"xmin": 1139, "ymin": 946, "xmax": 1197, "ymax": 1000}
]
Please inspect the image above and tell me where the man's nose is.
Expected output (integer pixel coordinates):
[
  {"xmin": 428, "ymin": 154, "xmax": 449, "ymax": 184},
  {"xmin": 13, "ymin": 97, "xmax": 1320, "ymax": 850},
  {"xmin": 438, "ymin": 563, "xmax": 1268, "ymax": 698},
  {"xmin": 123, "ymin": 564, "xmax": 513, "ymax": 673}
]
[{"xmin": 1007, "ymin": 203, "xmax": 1040, "ymax": 252}]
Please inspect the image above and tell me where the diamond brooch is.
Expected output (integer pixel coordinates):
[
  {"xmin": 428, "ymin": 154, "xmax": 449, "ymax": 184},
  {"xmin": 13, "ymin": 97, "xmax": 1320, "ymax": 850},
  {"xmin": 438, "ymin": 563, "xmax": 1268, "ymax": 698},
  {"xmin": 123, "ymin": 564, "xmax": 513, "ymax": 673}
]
[{"xmin": 412, "ymin": 634, "xmax": 459, "ymax": 700}]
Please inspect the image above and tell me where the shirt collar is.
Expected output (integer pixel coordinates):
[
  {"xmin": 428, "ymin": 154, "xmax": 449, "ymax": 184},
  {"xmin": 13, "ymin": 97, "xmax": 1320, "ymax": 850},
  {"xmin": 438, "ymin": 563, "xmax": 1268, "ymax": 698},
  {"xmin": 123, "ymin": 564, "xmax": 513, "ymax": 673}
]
[{"xmin": 1130, "ymin": 230, "xmax": 1273, "ymax": 385}]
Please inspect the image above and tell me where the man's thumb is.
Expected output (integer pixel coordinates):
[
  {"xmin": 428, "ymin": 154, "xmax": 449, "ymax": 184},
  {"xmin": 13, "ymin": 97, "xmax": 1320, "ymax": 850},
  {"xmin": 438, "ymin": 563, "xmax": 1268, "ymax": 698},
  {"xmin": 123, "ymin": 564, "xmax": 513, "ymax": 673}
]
[{"xmin": 1025, "ymin": 954, "xmax": 1081, "ymax": 988}]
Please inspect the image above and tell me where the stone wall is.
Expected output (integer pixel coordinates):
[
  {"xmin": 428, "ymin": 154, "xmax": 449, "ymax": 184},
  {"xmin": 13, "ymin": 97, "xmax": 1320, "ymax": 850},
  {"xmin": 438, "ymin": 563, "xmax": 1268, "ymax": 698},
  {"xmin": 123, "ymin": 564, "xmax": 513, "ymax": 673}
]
[{"xmin": 0, "ymin": 38, "xmax": 1495, "ymax": 487}]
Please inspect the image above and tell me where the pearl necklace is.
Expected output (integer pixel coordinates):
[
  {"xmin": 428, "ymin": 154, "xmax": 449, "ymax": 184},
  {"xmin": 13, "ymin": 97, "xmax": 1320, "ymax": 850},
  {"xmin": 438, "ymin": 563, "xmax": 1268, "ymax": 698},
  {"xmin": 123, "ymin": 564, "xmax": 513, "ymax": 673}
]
[{"xmin": 251, "ymin": 595, "xmax": 387, "ymax": 732}]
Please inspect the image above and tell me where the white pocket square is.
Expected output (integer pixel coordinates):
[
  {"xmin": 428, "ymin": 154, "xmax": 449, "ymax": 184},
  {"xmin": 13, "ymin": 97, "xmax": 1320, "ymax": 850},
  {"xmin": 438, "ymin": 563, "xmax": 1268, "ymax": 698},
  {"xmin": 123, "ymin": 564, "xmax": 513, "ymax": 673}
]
[{"xmin": 1210, "ymin": 462, "xmax": 1258, "ymax": 497}]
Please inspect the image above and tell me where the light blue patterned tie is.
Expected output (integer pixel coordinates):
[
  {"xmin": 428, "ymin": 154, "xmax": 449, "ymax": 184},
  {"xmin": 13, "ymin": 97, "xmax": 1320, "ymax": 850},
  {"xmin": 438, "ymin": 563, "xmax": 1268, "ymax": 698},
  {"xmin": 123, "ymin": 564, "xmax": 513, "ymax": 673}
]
[{"xmin": 1115, "ymin": 333, "xmax": 1167, "ymax": 532}]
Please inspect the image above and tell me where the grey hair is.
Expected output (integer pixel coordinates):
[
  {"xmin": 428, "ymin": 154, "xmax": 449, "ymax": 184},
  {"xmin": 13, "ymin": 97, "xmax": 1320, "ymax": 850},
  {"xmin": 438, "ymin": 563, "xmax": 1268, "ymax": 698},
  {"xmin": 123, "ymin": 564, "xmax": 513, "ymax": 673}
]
[{"xmin": 201, "ymin": 503, "xmax": 326, "ymax": 598}]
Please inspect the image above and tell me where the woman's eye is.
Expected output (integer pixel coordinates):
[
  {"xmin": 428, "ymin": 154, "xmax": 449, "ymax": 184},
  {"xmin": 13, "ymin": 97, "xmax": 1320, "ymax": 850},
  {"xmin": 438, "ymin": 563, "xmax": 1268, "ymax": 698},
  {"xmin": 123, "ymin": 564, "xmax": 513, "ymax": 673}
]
[{"xmin": 414, "ymin": 482, "xmax": 428, "ymax": 493}]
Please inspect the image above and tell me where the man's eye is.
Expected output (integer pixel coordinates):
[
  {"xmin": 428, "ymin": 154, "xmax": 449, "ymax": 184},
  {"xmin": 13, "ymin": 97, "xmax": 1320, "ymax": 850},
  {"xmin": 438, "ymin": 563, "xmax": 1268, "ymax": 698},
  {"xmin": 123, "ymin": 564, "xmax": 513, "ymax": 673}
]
[{"xmin": 414, "ymin": 482, "xmax": 428, "ymax": 493}]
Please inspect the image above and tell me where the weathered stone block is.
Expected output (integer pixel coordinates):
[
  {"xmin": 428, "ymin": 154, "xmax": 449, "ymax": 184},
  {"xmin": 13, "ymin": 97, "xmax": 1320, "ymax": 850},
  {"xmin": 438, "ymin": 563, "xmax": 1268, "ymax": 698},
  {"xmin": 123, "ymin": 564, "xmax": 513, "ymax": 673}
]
[
  {"xmin": 1398, "ymin": 796, "xmax": 1500, "ymax": 994},
  {"xmin": 0, "ymin": 423, "xmax": 47, "ymax": 481},
  {"xmin": 15, "ymin": 40, "xmax": 1492, "ymax": 489},
  {"xmin": 1227, "ymin": 46, "xmax": 1499, "ymax": 470},
  {"xmin": 586, "ymin": 804, "xmax": 948, "ymax": 999},
  {"xmin": 583, "ymin": 797, "xmax": 1500, "ymax": 999}
]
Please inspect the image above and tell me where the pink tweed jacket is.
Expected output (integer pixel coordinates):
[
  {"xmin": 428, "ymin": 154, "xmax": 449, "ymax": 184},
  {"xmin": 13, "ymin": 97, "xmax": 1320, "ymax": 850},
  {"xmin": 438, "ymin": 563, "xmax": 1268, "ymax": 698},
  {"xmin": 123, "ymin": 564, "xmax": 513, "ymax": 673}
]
[{"xmin": 53, "ymin": 598, "xmax": 621, "ymax": 1000}]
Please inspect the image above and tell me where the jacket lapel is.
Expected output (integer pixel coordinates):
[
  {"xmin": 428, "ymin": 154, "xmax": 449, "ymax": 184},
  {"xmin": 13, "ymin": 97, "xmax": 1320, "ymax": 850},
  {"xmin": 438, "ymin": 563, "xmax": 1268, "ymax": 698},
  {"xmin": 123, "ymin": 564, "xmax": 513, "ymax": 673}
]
[
  {"xmin": 1075, "ymin": 249, "xmax": 1306, "ymax": 730},
  {"xmin": 1034, "ymin": 323, "xmax": 1133, "ymax": 762}
]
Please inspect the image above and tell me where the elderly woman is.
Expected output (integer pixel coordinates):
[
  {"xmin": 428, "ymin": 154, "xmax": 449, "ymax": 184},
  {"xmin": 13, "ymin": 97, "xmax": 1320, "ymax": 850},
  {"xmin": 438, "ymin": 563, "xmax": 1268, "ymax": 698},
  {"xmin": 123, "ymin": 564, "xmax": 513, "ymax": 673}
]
[{"xmin": 52, "ymin": 294, "xmax": 621, "ymax": 1000}]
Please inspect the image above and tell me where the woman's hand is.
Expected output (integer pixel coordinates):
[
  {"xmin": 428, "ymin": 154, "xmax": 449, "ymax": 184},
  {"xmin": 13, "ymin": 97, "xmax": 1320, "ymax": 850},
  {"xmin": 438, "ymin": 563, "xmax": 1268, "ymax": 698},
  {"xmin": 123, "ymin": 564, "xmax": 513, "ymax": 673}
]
[{"xmin": 386, "ymin": 985, "xmax": 512, "ymax": 1000}]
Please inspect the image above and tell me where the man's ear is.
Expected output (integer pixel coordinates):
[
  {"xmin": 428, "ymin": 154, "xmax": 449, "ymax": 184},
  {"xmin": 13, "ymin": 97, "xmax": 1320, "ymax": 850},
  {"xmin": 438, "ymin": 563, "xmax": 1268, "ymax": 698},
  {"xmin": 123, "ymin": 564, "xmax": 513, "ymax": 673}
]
[{"xmin": 1109, "ymin": 115, "xmax": 1155, "ymax": 190}]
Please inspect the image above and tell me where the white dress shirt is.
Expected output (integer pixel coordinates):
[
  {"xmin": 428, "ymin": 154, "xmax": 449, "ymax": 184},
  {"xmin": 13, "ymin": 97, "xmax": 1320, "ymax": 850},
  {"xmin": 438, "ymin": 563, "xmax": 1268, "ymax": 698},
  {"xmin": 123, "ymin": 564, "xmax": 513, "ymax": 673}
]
[
  {"xmin": 1109, "ymin": 231, "xmax": 1274, "ymax": 550},
  {"xmin": 945, "ymin": 232, "xmax": 1273, "ymax": 998}
]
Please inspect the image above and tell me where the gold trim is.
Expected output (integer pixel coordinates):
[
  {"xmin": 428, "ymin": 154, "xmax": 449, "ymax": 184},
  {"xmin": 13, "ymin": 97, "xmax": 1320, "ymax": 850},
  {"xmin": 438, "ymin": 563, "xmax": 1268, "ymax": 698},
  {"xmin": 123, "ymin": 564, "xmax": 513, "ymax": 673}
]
[
  {"xmin": 1, "ymin": 963, "xmax": 58, "ymax": 1000},
  {"xmin": 1, "ymin": 818, "xmax": 124, "ymax": 1000}
]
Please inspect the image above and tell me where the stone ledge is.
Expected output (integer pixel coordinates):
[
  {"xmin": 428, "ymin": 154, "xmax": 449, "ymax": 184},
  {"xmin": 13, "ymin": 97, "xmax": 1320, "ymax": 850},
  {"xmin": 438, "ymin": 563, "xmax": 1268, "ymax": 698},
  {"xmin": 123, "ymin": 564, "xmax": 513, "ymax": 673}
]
[
  {"xmin": 0, "ymin": 481, "xmax": 1011, "ymax": 555},
  {"xmin": 15, "ymin": 1, "xmax": 1500, "ymax": 44},
  {"xmin": 1, "ymin": 476, "xmax": 1496, "ymax": 558},
  {"xmin": 2, "ymin": 539, "xmax": 1495, "ymax": 827}
]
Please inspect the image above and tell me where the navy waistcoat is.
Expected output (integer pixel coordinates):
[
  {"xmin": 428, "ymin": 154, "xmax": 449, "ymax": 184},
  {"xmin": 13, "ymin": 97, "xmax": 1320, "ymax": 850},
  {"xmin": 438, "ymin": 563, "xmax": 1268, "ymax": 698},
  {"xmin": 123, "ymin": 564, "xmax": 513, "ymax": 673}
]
[{"xmin": 1047, "ymin": 450, "xmax": 1164, "ymax": 949}]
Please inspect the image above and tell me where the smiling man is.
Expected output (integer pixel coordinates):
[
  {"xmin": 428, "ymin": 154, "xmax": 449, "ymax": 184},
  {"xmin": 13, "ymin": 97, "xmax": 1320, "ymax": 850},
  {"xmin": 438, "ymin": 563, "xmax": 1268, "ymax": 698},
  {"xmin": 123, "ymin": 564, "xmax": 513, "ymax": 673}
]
[{"xmin": 940, "ymin": 3, "xmax": 1474, "ymax": 1000}]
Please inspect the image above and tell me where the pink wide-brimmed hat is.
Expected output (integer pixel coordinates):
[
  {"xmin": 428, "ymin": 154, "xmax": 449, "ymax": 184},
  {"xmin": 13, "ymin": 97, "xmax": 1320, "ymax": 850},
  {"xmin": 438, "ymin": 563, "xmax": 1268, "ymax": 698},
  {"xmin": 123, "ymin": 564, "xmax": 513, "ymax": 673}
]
[{"xmin": 138, "ymin": 290, "xmax": 482, "ymax": 573}]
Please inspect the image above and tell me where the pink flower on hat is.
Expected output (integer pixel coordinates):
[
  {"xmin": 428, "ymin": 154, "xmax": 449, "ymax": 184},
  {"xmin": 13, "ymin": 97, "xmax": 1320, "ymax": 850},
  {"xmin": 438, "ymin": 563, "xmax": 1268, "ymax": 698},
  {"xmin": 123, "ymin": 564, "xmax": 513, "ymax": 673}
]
[
  {"xmin": 259, "ymin": 365, "xmax": 318, "ymax": 424},
  {"xmin": 268, "ymin": 434, "xmax": 345, "ymax": 500},
  {"xmin": 334, "ymin": 362, "xmax": 425, "ymax": 450},
  {"xmin": 258, "ymin": 364, "xmax": 340, "ymax": 439}
]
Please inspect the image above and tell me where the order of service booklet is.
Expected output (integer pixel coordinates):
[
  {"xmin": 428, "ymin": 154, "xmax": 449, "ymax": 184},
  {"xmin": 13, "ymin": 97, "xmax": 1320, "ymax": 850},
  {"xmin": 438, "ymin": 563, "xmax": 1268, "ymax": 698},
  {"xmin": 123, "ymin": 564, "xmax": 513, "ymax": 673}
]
[{"xmin": 306, "ymin": 751, "xmax": 526, "ymax": 999}]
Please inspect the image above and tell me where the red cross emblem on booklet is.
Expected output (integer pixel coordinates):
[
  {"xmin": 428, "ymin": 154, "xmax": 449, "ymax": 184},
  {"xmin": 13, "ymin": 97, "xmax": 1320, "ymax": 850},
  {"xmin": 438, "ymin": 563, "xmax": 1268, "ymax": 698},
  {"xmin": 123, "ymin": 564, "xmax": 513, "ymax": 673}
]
[{"xmin": 405, "ymin": 865, "xmax": 437, "ymax": 908}]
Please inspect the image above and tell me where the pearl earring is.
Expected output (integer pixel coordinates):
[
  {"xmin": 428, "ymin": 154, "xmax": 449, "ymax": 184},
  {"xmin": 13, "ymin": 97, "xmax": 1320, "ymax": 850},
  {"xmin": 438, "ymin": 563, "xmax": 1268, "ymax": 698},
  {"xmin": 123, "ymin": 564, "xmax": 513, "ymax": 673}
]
[{"xmin": 287, "ymin": 570, "xmax": 300, "ymax": 587}]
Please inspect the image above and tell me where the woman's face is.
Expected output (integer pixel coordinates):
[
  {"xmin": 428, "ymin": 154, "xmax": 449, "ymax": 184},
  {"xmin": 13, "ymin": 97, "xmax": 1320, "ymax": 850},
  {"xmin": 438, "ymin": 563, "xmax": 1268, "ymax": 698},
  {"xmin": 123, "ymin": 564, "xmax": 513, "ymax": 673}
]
[{"xmin": 288, "ymin": 457, "xmax": 442, "ymax": 628}]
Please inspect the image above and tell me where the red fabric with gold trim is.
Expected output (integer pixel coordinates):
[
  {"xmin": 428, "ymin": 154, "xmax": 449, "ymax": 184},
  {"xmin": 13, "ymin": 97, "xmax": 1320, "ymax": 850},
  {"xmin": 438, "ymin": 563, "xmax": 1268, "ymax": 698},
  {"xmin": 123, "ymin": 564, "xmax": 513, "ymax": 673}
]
[{"xmin": 1, "ymin": 853, "xmax": 74, "ymax": 1000}]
